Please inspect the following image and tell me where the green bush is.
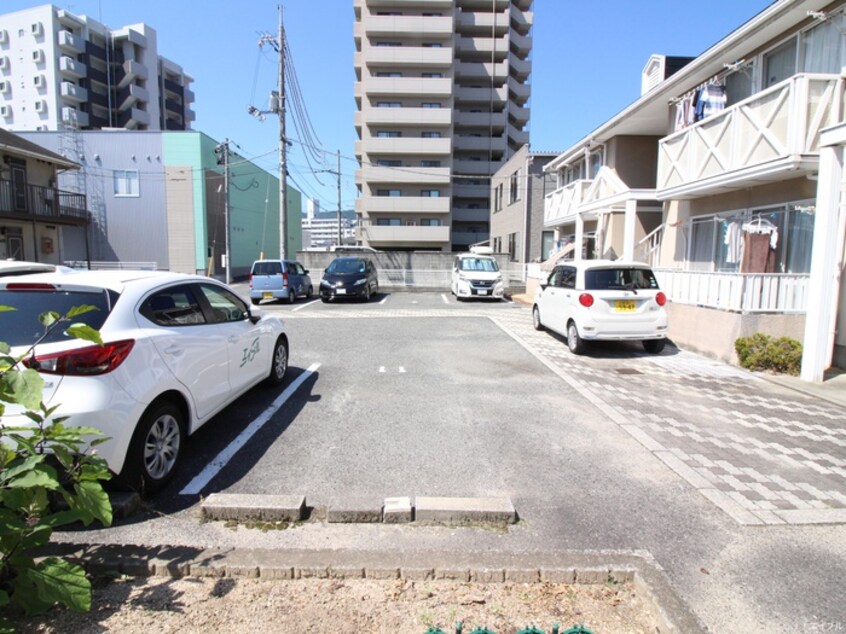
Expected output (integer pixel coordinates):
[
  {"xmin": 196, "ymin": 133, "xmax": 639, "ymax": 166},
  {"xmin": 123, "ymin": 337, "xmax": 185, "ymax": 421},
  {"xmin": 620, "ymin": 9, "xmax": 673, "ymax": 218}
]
[
  {"xmin": 734, "ymin": 332, "xmax": 802, "ymax": 375},
  {"xmin": 0, "ymin": 305, "xmax": 113, "ymax": 632}
]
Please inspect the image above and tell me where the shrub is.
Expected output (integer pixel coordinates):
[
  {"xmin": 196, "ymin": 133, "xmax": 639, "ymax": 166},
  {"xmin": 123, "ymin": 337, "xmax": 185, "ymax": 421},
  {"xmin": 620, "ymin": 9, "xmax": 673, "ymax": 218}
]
[
  {"xmin": 0, "ymin": 305, "xmax": 113, "ymax": 632},
  {"xmin": 734, "ymin": 332, "xmax": 802, "ymax": 375}
]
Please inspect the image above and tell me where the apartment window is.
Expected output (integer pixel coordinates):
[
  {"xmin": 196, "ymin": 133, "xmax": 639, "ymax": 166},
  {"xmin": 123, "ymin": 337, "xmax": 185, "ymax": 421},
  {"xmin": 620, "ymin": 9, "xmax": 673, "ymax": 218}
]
[
  {"xmin": 420, "ymin": 160, "xmax": 441, "ymax": 167},
  {"xmin": 542, "ymin": 231, "xmax": 556, "ymax": 260},
  {"xmin": 422, "ymin": 42, "xmax": 443, "ymax": 48},
  {"xmin": 494, "ymin": 183, "xmax": 503, "ymax": 212},
  {"xmin": 376, "ymin": 159, "xmax": 401, "ymax": 167},
  {"xmin": 422, "ymin": 73, "xmax": 443, "ymax": 78},
  {"xmin": 113, "ymin": 170, "xmax": 140, "ymax": 197},
  {"xmin": 376, "ymin": 11, "xmax": 401, "ymax": 15},
  {"xmin": 802, "ymin": 13, "xmax": 844, "ymax": 73},
  {"xmin": 376, "ymin": 218, "xmax": 401, "ymax": 226},
  {"xmin": 421, "ymin": 102, "xmax": 442, "ymax": 108},
  {"xmin": 763, "ymin": 37, "xmax": 797, "ymax": 88},
  {"xmin": 376, "ymin": 101, "xmax": 401, "ymax": 108},
  {"xmin": 421, "ymin": 218, "xmax": 441, "ymax": 226},
  {"xmin": 421, "ymin": 131, "xmax": 441, "ymax": 138},
  {"xmin": 376, "ymin": 131, "xmax": 402, "ymax": 138},
  {"xmin": 588, "ymin": 149, "xmax": 602, "ymax": 179},
  {"xmin": 421, "ymin": 190, "xmax": 440, "ymax": 197},
  {"xmin": 376, "ymin": 72, "xmax": 402, "ymax": 77},
  {"xmin": 375, "ymin": 42, "xmax": 402, "ymax": 47},
  {"xmin": 507, "ymin": 232, "xmax": 519, "ymax": 262},
  {"xmin": 422, "ymin": 13, "xmax": 442, "ymax": 16},
  {"xmin": 509, "ymin": 170, "xmax": 520, "ymax": 204},
  {"xmin": 376, "ymin": 189, "xmax": 402, "ymax": 197}
]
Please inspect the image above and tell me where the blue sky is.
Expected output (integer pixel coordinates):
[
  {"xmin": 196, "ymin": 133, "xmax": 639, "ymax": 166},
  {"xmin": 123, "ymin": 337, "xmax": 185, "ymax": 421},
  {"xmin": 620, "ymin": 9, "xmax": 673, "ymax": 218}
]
[{"xmin": 6, "ymin": 0, "xmax": 774, "ymax": 211}]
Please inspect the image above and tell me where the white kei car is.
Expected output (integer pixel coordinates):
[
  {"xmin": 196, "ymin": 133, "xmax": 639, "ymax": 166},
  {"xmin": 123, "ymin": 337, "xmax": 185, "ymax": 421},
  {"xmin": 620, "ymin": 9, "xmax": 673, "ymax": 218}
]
[
  {"xmin": 0, "ymin": 270, "xmax": 289, "ymax": 493},
  {"xmin": 532, "ymin": 260, "xmax": 668, "ymax": 355}
]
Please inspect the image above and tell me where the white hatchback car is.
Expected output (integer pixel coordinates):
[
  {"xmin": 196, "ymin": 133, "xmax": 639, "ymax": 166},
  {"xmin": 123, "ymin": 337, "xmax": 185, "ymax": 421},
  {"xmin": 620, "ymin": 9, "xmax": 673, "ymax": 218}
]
[
  {"xmin": 0, "ymin": 270, "xmax": 289, "ymax": 493},
  {"xmin": 532, "ymin": 260, "xmax": 668, "ymax": 354}
]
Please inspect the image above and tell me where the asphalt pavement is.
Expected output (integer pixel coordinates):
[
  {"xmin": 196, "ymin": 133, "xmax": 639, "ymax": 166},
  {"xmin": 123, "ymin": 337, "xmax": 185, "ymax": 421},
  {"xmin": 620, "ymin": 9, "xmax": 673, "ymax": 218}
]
[{"xmin": 53, "ymin": 290, "xmax": 846, "ymax": 633}]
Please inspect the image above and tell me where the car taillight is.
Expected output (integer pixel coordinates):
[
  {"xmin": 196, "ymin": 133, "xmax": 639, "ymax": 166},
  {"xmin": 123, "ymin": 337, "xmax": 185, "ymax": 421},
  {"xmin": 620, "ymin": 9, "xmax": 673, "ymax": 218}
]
[
  {"xmin": 282, "ymin": 272, "xmax": 288, "ymax": 287},
  {"xmin": 248, "ymin": 274, "xmax": 253, "ymax": 289},
  {"xmin": 5, "ymin": 283, "xmax": 57, "ymax": 291},
  {"xmin": 25, "ymin": 339, "xmax": 135, "ymax": 376},
  {"xmin": 579, "ymin": 293, "xmax": 594, "ymax": 308},
  {"xmin": 655, "ymin": 292, "xmax": 667, "ymax": 306}
]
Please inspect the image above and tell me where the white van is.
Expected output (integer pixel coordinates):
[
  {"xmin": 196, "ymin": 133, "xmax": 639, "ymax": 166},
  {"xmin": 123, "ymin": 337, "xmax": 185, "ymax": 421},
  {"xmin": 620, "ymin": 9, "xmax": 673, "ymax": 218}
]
[{"xmin": 451, "ymin": 246, "xmax": 505, "ymax": 301}]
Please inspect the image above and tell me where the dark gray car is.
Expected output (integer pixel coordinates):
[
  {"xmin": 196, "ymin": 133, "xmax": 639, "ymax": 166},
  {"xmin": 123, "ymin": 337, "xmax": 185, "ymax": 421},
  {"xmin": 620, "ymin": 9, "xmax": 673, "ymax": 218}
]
[
  {"xmin": 249, "ymin": 259, "xmax": 313, "ymax": 305},
  {"xmin": 319, "ymin": 257, "xmax": 379, "ymax": 302}
]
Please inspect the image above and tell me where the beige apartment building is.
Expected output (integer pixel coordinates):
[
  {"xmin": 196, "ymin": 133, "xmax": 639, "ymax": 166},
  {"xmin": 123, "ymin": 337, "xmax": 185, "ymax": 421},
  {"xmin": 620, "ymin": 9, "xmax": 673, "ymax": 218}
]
[{"xmin": 353, "ymin": 0, "xmax": 532, "ymax": 252}]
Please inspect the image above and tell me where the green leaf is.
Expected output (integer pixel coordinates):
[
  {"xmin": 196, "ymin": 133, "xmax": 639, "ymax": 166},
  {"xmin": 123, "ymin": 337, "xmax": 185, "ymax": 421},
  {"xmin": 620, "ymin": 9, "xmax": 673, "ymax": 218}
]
[
  {"xmin": 65, "ymin": 305, "xmax": 98, "ymax": 319},
  {"xmin": 0, "ymin": 305, "xmax": 15, "ymax": 312},
  {"xmin": 5, "ymin": 469, "xmax": 60, "ymax": 490},
  {"xmin": 3, "ymin": 369, "xmax": 44, "ymax": 411},
  {"xmin": 38, "ymin": 311, "xmax": 61, "ymax": 328},
  {"xmin": 71, "ymin": 480, "xmax": 113, "ymax": 527},
  {"xmin": 11, "ymin": 567, "xmax": 51, "ymax": 615},
  {"xmin": 65, "ymin": 323, "xmax": 103, "ymax": 345},
  {"xmin": 0, "ymin": 455, "xmax": 44, "ymax": 484},
  {"xmin": 0, "ymin": 341, "xmax": 10, "ymax": 354},
  {"xmin": 31, "ymin": 558, "xmax": 91, "ymax": 613}
]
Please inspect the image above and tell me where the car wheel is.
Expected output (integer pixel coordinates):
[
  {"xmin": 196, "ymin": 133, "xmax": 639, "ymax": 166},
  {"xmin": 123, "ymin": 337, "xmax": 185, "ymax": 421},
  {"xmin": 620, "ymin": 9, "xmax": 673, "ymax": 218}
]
[
  {"xmin": 267, "ymin": 336, "xmax": 289, "ymax": 385},
  {"xmin": 306, "ymin": 285, "xmax": 313, "ymax": 299},
  {"xmin": 321, "ymin": 296, "xmax": 329, "ymax": 303},
  {"xmin": 643, "ymin": 339, "xmax": 666, "ymax": 354},
  {"xmin": 120, "ymin": 399, "xmax": 184, "ymax": 495},
  {"xmin": 567, "ymin": 321, "xmax": 586, "ymax": 355},
  {"xmin": 364, "ymin": 285, "xmax": 371, "ymax": 302},
  {"xmin": 288, "ymin": 289, "xmax": 296, "ymax": 304},
  {"xmin": 532, "ymin": 305, "xmax": 544, "ymax": 331},
  {"xmin": 251, "ymin": 298, "xmax": 260, "ymax": 306}
]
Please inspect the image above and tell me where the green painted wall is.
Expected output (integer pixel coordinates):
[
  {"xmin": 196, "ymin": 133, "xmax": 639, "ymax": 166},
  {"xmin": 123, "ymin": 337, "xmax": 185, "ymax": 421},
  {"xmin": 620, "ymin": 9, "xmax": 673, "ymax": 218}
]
[{"xmin": 162, "ymin": 132, "xmax": 206, "ymax": 271}]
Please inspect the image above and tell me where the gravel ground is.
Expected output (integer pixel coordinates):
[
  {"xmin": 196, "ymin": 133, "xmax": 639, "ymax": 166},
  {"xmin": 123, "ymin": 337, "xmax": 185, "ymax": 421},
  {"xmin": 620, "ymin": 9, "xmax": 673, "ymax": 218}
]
[{"xmin": 14, "ymin": 576, "xmax": 658, "ymax": 633}]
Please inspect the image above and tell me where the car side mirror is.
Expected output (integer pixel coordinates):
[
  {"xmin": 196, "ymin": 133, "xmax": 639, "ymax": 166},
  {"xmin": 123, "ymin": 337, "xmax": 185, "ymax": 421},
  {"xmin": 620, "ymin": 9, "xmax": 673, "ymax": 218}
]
[
  {"xmin": 539, "ymin": 281, "xmax": 548, "ymax": 290},
  {"xmin": 304, "ymin": 269, "xmax": 309, "ymax": 274},
  {"xmin": 248, "ymin": 306, "xmax": 262, "ymax": 324}
]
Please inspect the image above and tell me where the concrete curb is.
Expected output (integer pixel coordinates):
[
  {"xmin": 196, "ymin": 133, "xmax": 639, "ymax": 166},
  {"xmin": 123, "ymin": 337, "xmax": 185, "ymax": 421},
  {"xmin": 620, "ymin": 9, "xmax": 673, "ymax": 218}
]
[
  {"xmin": 39, "ymin": 544, "xmax": 706, "ymax": 633},
  {"xmin": 199, "ymin": 495, "xmax": 518, "ymax": 526}
]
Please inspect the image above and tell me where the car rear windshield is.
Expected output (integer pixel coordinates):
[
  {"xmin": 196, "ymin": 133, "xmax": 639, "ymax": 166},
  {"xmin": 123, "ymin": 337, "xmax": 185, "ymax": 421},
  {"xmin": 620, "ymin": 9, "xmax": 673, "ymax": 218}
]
[
  {"xmin": 0, "ymin": 288, "xmax": 117, "ymax": 347},
  {"xmin": 252, "ymin": 262, "xmax": 283, "ymax": 276},
  {"xmin": 326, "ymin": 258, "xmax": 366, "ymax": 274},
  {"xmin": 584, "ymin": 267, "xmax": 658, "ymax": 291},
  {"xmin": 459, "ymin": 257, "xmax": 499, "ymax": 272}
]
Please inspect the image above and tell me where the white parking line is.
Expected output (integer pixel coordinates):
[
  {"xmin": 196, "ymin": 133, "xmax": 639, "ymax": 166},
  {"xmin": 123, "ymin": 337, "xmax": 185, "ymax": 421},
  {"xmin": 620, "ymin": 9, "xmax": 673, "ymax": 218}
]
[
  {"xmin": 379, "ymin": 295, "xmax": 389, "ymax": 305},
  {"xmin": 441, "ymin": 294, "xmax": 450, "ymax": 304},
  {"xmin": 292, "ymin": 299, "xmax": 319, "ymax": 312},
  {"xmin": 179, "ymin": 362, "xmax": 321, "ymax": 496}
]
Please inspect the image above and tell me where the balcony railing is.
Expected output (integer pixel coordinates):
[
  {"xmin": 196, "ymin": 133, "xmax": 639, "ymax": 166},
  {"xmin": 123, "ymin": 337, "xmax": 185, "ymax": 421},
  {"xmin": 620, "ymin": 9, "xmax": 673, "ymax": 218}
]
[
  {"xmin": 653, "ymin": 269, "xmax": 809, "ymax": 313},
  {"xmin": 0, "ymin": 179, "xmax": 88, "ymax": 223},
  {"xmin": 544, "ymin": 179, "xmax": 592, "ymax": 226},
  {"xmin": 358, "ymin": 223, "xmax": 450, "ymax": 243},
  {"xmin": 657, "ymin": 73, "xmax": 844, "ymax": 199}
]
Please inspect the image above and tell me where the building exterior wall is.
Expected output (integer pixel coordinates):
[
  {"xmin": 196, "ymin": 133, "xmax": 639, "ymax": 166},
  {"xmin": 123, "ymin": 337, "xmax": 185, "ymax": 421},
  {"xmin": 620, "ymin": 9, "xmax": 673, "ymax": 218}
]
[
  {"xmin": 164, "ymin": 165, "xmax": 196, "ymax": 274},
  {"xmin": 354, "ymin": 0, "xmax": 532, "ymax": 252},
  {"xmin": 606, "ymin": 136, "xmax": 660, "ymax": 189}
]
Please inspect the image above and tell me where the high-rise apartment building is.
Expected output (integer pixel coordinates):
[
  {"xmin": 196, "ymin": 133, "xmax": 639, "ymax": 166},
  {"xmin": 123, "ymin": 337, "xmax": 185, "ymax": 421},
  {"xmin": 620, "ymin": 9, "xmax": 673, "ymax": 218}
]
[
  {"xmin": 354, "ymin": 0, "xmax": 532, "ymax": 252},
  {"xmin": 0, "ymin": 4, "xmax": 194, "ymax": 132}
]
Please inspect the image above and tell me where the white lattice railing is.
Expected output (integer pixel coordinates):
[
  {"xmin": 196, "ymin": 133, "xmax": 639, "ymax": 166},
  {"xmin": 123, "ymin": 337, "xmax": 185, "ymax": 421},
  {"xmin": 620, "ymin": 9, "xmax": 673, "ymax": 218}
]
[
  {"xmin": 654, "ymin": 269, "xmax": 809, "ymax": 313},
  {"xmin": 544, "ymin": 179, "xmax": 592, "ymax": 227},
  {"xmin": 634, "ymin": 224, "xmax": 664, "ymax": 267}
]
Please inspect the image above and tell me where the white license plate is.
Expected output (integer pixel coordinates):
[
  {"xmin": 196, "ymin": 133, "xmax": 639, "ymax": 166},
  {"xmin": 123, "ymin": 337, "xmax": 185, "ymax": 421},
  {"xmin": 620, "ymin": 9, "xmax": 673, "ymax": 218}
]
[
  {"xmin": 336, "ymin": 288, "xmax": 346, "ymax": 295},
  {"xmin": 478, "ymin": 290, "xmax": 488, "ymax": 296},
  {"xmin": 262, "ymin": 292, "xmax": 273, "ymax": 300}
]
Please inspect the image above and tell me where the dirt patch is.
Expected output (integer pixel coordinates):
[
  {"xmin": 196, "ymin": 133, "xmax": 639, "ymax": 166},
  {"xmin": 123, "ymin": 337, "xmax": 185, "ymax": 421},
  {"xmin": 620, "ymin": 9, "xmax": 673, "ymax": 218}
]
[{"xmin": 14, "ymin": 576, "xmax": 658, "ymax": 633}]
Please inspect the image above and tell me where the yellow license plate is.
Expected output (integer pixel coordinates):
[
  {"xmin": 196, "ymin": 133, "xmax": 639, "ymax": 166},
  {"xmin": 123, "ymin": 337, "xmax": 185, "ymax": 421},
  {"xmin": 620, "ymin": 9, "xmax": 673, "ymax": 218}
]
[
  {"xmin": 262, "ymin": 292, "xmax": 273, "ymax": 299},
  {"xmin": 614, "ymin": 300, "xmax": 636, "ymax": 312}
]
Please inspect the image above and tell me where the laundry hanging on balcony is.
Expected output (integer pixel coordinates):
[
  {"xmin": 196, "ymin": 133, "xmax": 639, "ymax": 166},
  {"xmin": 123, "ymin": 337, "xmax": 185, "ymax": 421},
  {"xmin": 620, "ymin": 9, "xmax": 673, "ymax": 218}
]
[
  {"xmin": 694, "ymin": 83, "xmax": 727, "ymax": 121},
  {"xmin": 740, "ymin": 217, "xmax": 779, "ymax": 273}
]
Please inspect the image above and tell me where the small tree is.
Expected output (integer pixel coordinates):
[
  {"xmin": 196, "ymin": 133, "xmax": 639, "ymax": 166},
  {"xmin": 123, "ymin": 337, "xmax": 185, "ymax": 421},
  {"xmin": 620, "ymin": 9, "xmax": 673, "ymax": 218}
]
[{"xmin": 0, "ymin": 305, "xmax": 113, "ymax": 632}]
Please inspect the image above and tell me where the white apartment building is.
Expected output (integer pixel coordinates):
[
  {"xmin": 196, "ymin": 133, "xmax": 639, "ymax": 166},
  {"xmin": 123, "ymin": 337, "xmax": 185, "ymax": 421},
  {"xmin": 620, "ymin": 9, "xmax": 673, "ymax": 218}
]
[
  {"xmin": 302, "ymin": 214, "xmax": 356, "ymax": 249},
  {"xmin": 0, "ymin": 4, "xmax": 194, "ymax": 132},
  {"xmin": 353, "ymin": 0, "xmax": 532, "ymax": 252}
]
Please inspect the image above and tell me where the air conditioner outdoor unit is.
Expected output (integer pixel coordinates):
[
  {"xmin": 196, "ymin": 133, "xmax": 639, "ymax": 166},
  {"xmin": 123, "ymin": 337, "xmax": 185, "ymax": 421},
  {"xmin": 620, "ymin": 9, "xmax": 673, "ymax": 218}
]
[
  {"xmin": 0, "ymin": 57, "xmax": 8, "ymax": 70},
  {"xmin": 31, "ymin": 22, "xmax": 44, "ymax": 36},
  {"xmin": 34, "ymin": 100, "xmax": 45, "ymax": 112},
  {"xmin": 0, "ymin": 30, "xmax": 7, "ymax": 44},
  {"xmin": 0, "ymin": 81, "xmax": 8, "ymax": 94},
  {"xmin": 32, "ymin": 49, "xmax": 44, "ymax": 63},
  {"xmin": 34, "ymin": 75, "xmax": 44, "ymax": 87},
  {"xmin": 0, "ymin": 105, "xmax": 11, "ymax": 118}
]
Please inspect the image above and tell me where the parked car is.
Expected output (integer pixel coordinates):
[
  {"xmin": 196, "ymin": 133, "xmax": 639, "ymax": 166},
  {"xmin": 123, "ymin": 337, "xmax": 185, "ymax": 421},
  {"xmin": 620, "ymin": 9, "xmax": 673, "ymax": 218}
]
[
  {"xmin": 451, "ymin": 246, "xmax": 505, "ymax": 301},
  {"xmin": 319, "ymin": 256, "xmax": 379, "ymax": 302},
  {"xmin": 0, "ymin": 270, "xmax": 289, "ymax": 493},
  {"xmin": 532, "ymin": 260, "xmax": 668, "ymax": 355},
  {"xmin": 249, "ymin": 259, "xmax": 313, "ymax": 305},
  {"xmin": 0, "ymin": 260, "xmax": 75, "ymax": 277}
]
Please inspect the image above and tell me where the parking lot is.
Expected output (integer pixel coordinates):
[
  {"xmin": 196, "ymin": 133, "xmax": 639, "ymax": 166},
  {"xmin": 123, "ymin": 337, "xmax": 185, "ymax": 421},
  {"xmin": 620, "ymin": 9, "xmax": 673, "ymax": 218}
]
[{"xmin": 56, "ymin": 290, "xmax": 846, "ymax": 633}]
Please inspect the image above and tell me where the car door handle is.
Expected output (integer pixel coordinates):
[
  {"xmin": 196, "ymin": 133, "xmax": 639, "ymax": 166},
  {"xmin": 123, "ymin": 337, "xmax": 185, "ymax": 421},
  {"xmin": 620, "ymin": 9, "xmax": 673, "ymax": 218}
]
[
  {"xmin": 163, "ymin": 345, "xmax": 182, "ymax": 355},
  {"xmin": 228, "ymin": 335, "xmax": 238, "ymax": 343}
]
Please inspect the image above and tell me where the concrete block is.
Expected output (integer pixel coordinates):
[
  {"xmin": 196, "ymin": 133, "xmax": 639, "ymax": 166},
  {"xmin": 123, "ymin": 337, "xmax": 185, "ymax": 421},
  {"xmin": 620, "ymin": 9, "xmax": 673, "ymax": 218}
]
[
  {"xmin": 225, "ymin": 565, "xmax": 259, "ymax": 578},
  {"xmin": 108, "ymin": 492, "xmax": 143, "ymax": 520},
  {"xmin": 366, "ymin": 567, "xmax": 400, "ymax": 580},
  {"xmin": 327, "ymin": 497, "xmax": 383, "ymax": 523},
  {"xmin": 260, "ymin": 566, "xmax": 295, "ymax": 580},
  {"xmin": 298, "ymin": 566, "xmax": 330, "ymax": 579},
  {"xmin": 402, "ymin": 567, "xmax": 435, "ymax": 581},
  {"xmin": 414, "ymin": 496, "xmax": 516, "ymax": 524},
  {"xmin": 540, "ymin": 568, "xmax": 576, "ymax": 583},
  {"xmin": 505, "ymin": 568, "xmax": 540, "ymax": 583},
  {"xmin": 575, "ymin": 568, "xmax": 609, "ymax": 584},
  {"xmin": 201, "ymin": 494, "xmax": 306, "ymax": 522},
  {"xmin": 472, "ymin": 568, "xmax": 505, "ymax": 583},
  {"xmin": 383, "ymin": 496, "xmax": 413, "ymax": 523},
  {"xmin": 189, "ymin": 563, "xmax": 226, "ymax": 578},
  {"xmin": 435, "ymin": 568, "xmax": 470, "ymax": 581},
  {"xmin": 329, "ymin": 566, "xmax": 365, "ymax": 579}
]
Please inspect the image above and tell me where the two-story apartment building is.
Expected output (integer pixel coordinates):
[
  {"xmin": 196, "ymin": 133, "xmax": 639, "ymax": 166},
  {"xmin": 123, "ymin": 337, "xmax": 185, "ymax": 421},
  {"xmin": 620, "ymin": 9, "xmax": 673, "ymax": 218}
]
[
  {"xmin": 542, "ymin": 0, "xmax": 845, "ymax": 380},
  {"xmin": 0, "ymin": 127, "xmax": 87, "ymax": 263}
]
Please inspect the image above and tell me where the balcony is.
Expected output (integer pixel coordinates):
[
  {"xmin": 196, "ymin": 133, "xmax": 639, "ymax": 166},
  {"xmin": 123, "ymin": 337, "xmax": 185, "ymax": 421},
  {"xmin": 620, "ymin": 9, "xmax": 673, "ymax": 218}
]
[
  {"xmin": 365, "ymin": 15, "xmax": 453, "ymax": 36},
  {"xmin": 118, "ymin": 84, "xmax": 149, "ymax": 110},
  {"xmin": 451, "ymin": 230, "xmax": 489, "ymax": 246},
  {"xmin": 453, "ymin": 159, "xmax": 502, "ymax": 176},
  {"xmin": 544, "ymin": 179, "xmax": 593, "ymax": 227},
  {"xmin": 59, "ymin": 56, "xmax": 86, "ymax": 79},
  {"xmin": 452, "ymin": 208, "xmax": 490, "ymax": 223},
  {"xmin": 60, "ymin": 81, "xmax": 87, "ymax": 103},
  {"xmin": 357, "ymin": 137, "xmax": 451, "ymax": 157},
  {"xmin": 453, "ymin": 183, "xmax": 490, "ymax": 198},
  {"xmin": 455, "ymin": 9, "xmax": 509, "ymax": 34},
  {"xmin": 455, "ymin": 85, "xmax": 508, "ymax": 105},
  {"xmin": 657, "ymin": 73, "xmax": 844, "ymax": 200},
  {"xmin": 164, "ymin": 78, "xmax": 185, "ymax": 97},
  {"xmin": 359, "ymin": 223, "xmax": 450, "ymax": 244},
  {"xmin": 654, "ymin": 269, "xmax": 809, "ymax": 313},
  {"xmin": 455, "ymin": 111, "xmax": 507, "ymax": 129},
  {"xmin": 454, "ymin": 135, "xmax": 506, "ymax": 152},
  {"xmin": 117, "ymin": 107, "xmax": 150, "ymax": 129},
  {"xmin": 507, "ymin": 123, "xmax": 529, "ymax": 147},
  {"xmin": 359, "ymin": 46, "xmax": 452, "ymax": 68},
  {"xmin": 58, "ymin": 30, "xmax": 84, "ymax": 54},
  {"xmin": 507, "ymin": 76, "xmax": 530, "ymax": 105},
  {"xmin": 364, "ymin": 76, "xmax": 452, "ymax": 97},
  {"xmin": 356, "ymin": 196, "xmax": 450, "ymax": 215},
  {"xmin": 455, "ymin": 61, "xmax": 507, "ymax": 81},
  {"xmin": 359, "ymin": 106, "xmax": 451, "ymax": 127},
  {"xmin": 455, "ymin": 36, "xmax": 509, "ymax": 59},
  {"xmin": 508, "ymin": 104, "xmax": 530, "ymax": 126},
  {"xmin": 509, "ymin": 5, "xmax": 533, "ymax": 32},
  {"xmin": 509, "ymin": 30, "xmax": 532, "ymax": 56},
  {"xmin": 0, "ymin": 179, "xmax": 88, "ymax": 224},
  {"xmin": 118, "ymin": 60, "xmax": 148, "ymax": 88},
  {"xmin": 357, "ymin": 165, "xmax": 450, "ymax": 185},
  {"xmin": 509, "ymin": 54, "xmax": 531, "ymax": 81}
]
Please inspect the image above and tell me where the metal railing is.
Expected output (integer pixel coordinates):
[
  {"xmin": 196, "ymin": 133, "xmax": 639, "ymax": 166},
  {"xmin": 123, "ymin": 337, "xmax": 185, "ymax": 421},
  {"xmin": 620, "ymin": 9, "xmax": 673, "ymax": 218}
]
[
  {"xmin": 0, "ymin": 179, "xmax": 88, "ymax": 222},
  {"xmin": 654, "ymin": 268, "xmax": 809, "ymax": 313},
  {"xmin": 65, "ymin": 261, "xmax": 158, "ymax": 271}
]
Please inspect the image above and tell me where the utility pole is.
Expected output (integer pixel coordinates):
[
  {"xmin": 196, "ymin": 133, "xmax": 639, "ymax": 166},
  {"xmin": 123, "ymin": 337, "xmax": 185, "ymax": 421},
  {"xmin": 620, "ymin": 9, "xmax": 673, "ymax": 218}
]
[
  {"xmin": 251, "ymin": 5, "xmax": 288, "ymax": 259},
  {"xmin": 336, "ymin": 150, "xmax": 342, "ymax": 246},
  {"xmin": 215, "ymin": 139, "xmax": 231, "ymax": 284}
]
